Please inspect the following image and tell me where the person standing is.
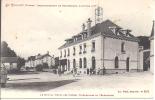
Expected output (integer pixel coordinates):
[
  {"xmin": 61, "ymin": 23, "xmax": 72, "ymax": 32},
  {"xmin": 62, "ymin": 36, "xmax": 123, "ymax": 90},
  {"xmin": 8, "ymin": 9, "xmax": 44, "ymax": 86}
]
[{"xmin": 0, "ymin": 64, "xmax": 8, "ymax": 88}]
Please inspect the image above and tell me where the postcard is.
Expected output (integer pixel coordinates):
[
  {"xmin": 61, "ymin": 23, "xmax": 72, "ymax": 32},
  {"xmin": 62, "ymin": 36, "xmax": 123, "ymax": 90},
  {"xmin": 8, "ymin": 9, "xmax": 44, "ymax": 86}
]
[{"xmin": 1, "ymin": 0, "xmax": 154, "ymax": 99}]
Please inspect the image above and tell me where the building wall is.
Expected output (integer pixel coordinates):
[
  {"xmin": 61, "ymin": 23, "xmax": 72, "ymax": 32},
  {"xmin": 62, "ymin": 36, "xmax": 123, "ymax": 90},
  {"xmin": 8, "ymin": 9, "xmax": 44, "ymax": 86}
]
[
  {"xmin": 3, "ymin": 63, "xmax": 17, "ymax": 71},
  {"xmin": 139, "ymin": 50, "xmax": 144, "ymax": 71},
  {"xmin": 150, "ymin": 39, "xmax": 154, "ymax": 73},
  {"xmin": 42, "ymin": 56, "xmax": 54, "ymax": 67},
  {"xmin": 25, "ymin": 56, "xmax": 55, "ymax": 69},
  {"xmin": 59, "ymin": 35, "xmax": 103, "ymax": 74},
  {"xmin": 104, "ymin": 37, "xmax": 139, "ymax": 73},
  {"xmin": 59, "ymin": 34, "xmax": 139, "ymax": 74}
]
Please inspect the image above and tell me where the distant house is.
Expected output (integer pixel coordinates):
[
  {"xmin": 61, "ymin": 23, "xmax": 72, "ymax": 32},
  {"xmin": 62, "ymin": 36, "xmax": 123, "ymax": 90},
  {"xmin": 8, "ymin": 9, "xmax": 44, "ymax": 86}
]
[
  {"xmin": 1, "ymin": 57, "xmax": 18, "ymax": 71},
  {"xmin": 25, "ymin": 52, "xmax": 55, "ymax": 70},
  {"xmin": 25, "ymin": 56, "xmax": 35, "ymax": 69},
  {"xmin": 150, "ymin": 21, "xmax": 154, "ymax": 74}
]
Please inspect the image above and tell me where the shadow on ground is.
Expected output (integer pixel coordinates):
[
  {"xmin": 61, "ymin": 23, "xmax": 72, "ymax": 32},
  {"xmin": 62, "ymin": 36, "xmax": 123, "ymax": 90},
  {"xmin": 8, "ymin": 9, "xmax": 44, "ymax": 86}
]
[
  {"xmin": 8, "ymin": 71, "xmax": 39, "ymax": 75},
  {"xmin": 8, "ymin": 78, "xmax": 40, "ymax": 81},
  {"xmin": 4, "ymin": 79, "xmax": 79, "ymax": 91}
]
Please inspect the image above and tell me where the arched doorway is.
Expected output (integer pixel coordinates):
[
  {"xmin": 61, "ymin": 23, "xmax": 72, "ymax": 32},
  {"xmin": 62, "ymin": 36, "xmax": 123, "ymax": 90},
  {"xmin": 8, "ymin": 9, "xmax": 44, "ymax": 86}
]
[
  {"xmin": 115, "ymin": 56, "xmax": 119, "ymax": 68},
  {"xmin": 126, "ymin": 57, "xmax": 129, "ymax": 72}
]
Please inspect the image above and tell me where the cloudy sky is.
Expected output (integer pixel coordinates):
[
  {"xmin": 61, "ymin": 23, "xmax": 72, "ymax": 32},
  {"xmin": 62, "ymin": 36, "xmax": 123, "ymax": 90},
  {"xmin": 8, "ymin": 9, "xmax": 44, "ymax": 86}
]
[{"xmin": 2, "ymin": 0, "xmax": 155, "ymax": 58}]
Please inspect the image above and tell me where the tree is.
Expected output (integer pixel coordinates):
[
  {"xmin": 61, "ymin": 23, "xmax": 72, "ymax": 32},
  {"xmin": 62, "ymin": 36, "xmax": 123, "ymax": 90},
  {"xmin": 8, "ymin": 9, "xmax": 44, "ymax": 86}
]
[
  {"xmin": 43, "ymin": 63, "xmax": 49, "ymax": 69},
  {"xmin": 1, "ymin": 41, "xmax": 17, "ymax": 57},
  {"xmin": 17, "ymin": 57, "xmax": 25, "ymax": 71},
  {"xmin": 36, "ymin": 64, "xmax": 43, "ymax": 71},
  {"xmin": 137, "ymin": 36, "xmax": 150, "ymax": 50}
]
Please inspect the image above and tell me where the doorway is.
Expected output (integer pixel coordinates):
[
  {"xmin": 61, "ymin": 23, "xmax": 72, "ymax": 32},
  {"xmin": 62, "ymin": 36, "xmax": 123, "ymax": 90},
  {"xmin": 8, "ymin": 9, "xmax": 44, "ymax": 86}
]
[
  {"xmin": 115, "ymin": 56, "xmax": 119, "ymax": 68},
  {"xmin": 126, "ymin": 57, "xmax": 129, "ymax": 72}
]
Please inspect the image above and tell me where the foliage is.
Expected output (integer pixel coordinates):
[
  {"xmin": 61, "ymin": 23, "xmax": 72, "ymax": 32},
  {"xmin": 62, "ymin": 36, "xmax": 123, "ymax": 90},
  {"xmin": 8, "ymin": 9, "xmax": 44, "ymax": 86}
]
[
  {"xmin": 17, "ymin": 57, "xmax": 25, "ymax": 71},
  {"xmin": 1, "ymin": 41, "xmax": 17, "ymax": 57},
  {"xmin": 36, "ymin": 64, "xmax": 43, "ymax": 71},
  {"xmin": 137, "ymin": 36, "xmax": 150, "ymax": 50},
  {"xmin": 43, "ymin": 63, "xmax": 49, "ymax": 69}
]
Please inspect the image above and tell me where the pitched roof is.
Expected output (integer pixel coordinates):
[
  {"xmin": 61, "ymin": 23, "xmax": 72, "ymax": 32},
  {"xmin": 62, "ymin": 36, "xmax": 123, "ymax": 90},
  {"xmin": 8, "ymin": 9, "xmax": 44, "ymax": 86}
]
[
  {"xmin": 35, "ymin": 53, "xmax": 51, "ymax": 60},
  {"xmin": 28, "ymin": 56, "xmax": 36, "ymax": 61},
  {"xmin": 59, "ymin": 19, "xmax": 139, "ymax": 49},
  {"xmin": 93, "ymin": 20, "xmax": 139, "ymax": 41},
  {"xmin": 1, "ymin": 57, "xmax": 18, "ymax": 63}
]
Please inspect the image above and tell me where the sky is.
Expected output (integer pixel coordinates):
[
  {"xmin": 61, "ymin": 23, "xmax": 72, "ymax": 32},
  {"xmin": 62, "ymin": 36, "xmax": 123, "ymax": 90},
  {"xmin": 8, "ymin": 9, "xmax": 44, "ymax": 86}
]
[{"xmin": 1, "ymin": 0, "xmax": 155, "ymax": 58}]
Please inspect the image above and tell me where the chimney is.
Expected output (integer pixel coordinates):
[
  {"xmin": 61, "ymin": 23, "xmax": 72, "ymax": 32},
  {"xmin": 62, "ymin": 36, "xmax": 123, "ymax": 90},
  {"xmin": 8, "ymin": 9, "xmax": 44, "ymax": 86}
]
[
  {"xmin": 82, "ymin": 23, "xmax": 86, "ymax": 31},
  {"xmin": 47, "ymin": 51, "xmax": 49, "ymax": 55},
  {"xmin": 87, "ymin": 18, "xmax": 92, "ymax": 36}
]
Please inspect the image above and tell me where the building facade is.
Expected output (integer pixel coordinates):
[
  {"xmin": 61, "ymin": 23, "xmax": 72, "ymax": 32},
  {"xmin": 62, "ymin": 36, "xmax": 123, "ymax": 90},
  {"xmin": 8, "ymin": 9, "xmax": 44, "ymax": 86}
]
[
  {"xmin": 1, "ymin": 57, "xmax": 18, "ymax": 71},
  {"xmin": 58, "ymin": 18, "xmax": 141, "ymax": 75},
  {"xmin": 25, "ymin": 52, "xmax": 55, "ymax": 70},
  {"xmin": 150, "ymin": 21, "xmax": 154, "ymax": 74}
]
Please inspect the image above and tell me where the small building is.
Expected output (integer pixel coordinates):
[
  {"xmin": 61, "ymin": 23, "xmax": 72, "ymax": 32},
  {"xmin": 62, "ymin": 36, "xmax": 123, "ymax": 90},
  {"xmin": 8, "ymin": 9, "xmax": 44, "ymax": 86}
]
[
  {"xmin": 25, "ymin": 52, "xmax": 55, "ymax": 70},
  {"xmin": 25, "ymin": 56, "xmax": 35, "ymax": 69},
  {"xmin": 149, "ymin": 20, "xmax": 154, "ymax": 74},
  {"xmin": 1, "ymin": 57, "xmax": 18, "ymax": 71}
]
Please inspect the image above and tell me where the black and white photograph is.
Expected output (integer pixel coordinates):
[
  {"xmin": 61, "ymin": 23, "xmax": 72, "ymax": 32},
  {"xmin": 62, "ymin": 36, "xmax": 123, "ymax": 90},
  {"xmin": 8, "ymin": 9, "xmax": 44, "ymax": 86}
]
[{"xmin": 1, "ymin": 0, "xmax": 154, "ymax": 99}]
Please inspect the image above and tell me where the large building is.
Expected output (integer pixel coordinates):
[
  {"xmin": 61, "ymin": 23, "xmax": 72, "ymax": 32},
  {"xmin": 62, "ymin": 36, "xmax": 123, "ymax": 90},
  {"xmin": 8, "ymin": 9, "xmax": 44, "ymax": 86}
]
[
  {"xmin": 58, "ymin": 7, "xmax": 142, "ymax": 75},
  {"xmin": 149, "ymin": 20, "xmax": 154, "ymax": 74}
]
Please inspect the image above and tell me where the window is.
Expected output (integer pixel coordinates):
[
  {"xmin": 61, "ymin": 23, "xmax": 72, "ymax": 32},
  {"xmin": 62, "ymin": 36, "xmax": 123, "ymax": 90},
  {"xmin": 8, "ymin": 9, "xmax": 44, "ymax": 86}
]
[
  {"xmin": 67, "ymin": 48, "xmax": 70, "ymax": 56},
  {"xmin": 115, "ymin": 56, "xmax": 119, "ymax": 68},
  {"xmin": 79, "ymin": 58, "xmax": 82, "ymax": 68},
  {"xmin": 92, "ymin": 56, "xmax": 96, "ymax": 69},
  {"xmin": 79, "ymin": 45, "xmax": 82, "ymax": 54},
  {"xmin": 60, "ymin": 51, "xmax": 62, "ymax": 58},
  {"xmin": 121, "ymin": 42, "xmax": 125, "ymax": 53},
  {"xmin": 91, "ymin": 41, "xmax": 95, "ymax": 52},
  {"xmin": 83, "ymin": 57, "xmax": 87, "ymax": 68},
  {"xmin": 68, "ymin": 60, "xmax": 70, "ymax": 71},
  {"xmin": 64, "ymin": 50, "xmax": 66, "ymax": 57},
  {"xmin": 83, "ymin": 43, "xmax": 86, "ymax": 53},
  {"xmin": 77, "ymin": 35, "xmax": 82, "ymax": 41},
  {"xmin": 109, "ymin": 26, "xmax": 116, "ymax": 34},
  {"xmin": 73, "ymin": 59, "xmax": 76, "ymax": 68},
  {"xmin": 83, "ymin": 33, "xmax": 87, "ymax": 38},
  {"xmin": 73, "ymin": 47, "xmax": 76, "ymax": 56}
]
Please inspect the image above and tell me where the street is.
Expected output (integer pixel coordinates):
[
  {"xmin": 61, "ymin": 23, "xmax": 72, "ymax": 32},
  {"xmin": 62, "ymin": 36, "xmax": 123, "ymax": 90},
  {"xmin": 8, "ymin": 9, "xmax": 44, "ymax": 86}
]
[
  {"xmin": 1, "ymin": 71, "xmax": 153, "ymax": 91},
  {"xmin": 1, "ymin": 71, "xmax": 153, "ymax": 98}
]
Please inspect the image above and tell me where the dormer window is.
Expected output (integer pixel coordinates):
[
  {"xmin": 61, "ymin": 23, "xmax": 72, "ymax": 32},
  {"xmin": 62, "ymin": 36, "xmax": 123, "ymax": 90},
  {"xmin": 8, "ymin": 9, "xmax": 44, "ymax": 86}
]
[
  {"xmin": 109, "ymin": 26, "xmax": 116, "ymax": 34},
  {"xmin": 83, "ymin": 32, "xmax": 87, "ymax": 39},
  {"xmin": 77, "ymin": 35, "xmax": 82, "ymax": 41}
]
